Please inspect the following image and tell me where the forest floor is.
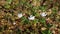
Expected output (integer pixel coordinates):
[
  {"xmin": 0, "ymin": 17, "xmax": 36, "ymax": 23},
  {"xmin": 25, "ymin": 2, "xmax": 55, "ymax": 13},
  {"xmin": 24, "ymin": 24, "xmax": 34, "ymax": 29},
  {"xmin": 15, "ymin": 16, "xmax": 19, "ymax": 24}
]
[{"xmin": 0, "ymin": 0, "xmax": 60, "ymax": 34}]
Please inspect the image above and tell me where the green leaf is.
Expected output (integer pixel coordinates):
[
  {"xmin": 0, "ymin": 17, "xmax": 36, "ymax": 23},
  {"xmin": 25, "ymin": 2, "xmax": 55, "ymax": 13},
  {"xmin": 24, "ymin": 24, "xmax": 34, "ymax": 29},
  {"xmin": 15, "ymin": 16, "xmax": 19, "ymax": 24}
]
[
  {"xmin": 31, "ymin": 7, "xmax": 38, "ymax": 16},
  {"xmin": 35, "ymin": 13, "xmax": 40, "ymax": 17},
  {"xmin": 40, "ymin": 18, "xmax": 46, "ymax": 23},
  {"xmin": 39, "ymin": 5, "xmax": 47, "ymax": 11},
  {"xmin": 21, "ymin": 16, "xmax": 29, "ymax": 24},
  {"xmin": 48, "ymin": 30, "xmax": 52, "ymax": 34},
  {"xmin": 39, "ymin": 18, "xmax": 46, "ymax": 26},
  {"xmin": 21, "ymin": 16, "xmax": 26, "ymax": 20},
  {"xmin": 24, "ymin": 19, "xmax": 29, "ymax": 24},
  {"xmin": 33, "ymin": 19, "xmax": 38, "ymax": 24},
  {"xmin": 41, "ymin": 29, "xmax": 52, "ymax": 34},
  {"xmin": 52, "ymin": 7, "xmax": 57, "ymax": 14},
  {"xmin": 47, "ymin": 23, "xmax": 52, "ymax": 28}
]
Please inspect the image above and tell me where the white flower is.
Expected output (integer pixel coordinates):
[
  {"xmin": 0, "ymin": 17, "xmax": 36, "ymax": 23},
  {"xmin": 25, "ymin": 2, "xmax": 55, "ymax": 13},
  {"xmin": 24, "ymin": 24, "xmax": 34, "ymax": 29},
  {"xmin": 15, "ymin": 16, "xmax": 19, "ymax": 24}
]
[
  {"xmin": 18, "ymin": 13, "xmax": 23, "ymax": 18},
  {"xmin": 28, "ymin": 15, "xmax": 35, "ymax": 20},
  {"xmin": 13, "ymin": 22, "xmax": 16, "ymax": 25},
  {"xmin": 40, "ymin": 12, "xmax": 47, "ymax": 17}
]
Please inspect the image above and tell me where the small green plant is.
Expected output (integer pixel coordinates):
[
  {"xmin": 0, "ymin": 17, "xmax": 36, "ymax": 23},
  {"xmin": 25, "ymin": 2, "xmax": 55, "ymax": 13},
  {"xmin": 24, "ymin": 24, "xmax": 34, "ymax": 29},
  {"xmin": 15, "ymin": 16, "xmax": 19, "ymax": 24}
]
[
  {"xmin": 32, "ymin": 19, "xmax": 38, "ymax": 24},
  {"xmin": 46, "ymin": 23, "xmax": 52, "ymax": 28},
  {"xmin": 41, "ymin": 29, "xmax": 52, "ymax": 34},
  {"xmin": 39, "ymin": 18, "xmax": 47, "ymax": 27},
  {"xmin": 39, "ymin": 5, "xmax": 47, "ymax": 12},
  {"xmin": 19, "ymin": 0, "xmax": 26, "ymax": 5},
  {"xmin": 52, "ymin": 7, "xmax": 57, "ymax": 14},
  {"xmin": 21, "ymin": 16, "xmax": 30, "ymax": 24}
]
